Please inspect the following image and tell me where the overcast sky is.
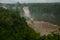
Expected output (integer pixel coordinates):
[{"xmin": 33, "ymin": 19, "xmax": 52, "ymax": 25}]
[{"xmin": 0, "ymin": 0, "xmax": 60, "ymax": 3}]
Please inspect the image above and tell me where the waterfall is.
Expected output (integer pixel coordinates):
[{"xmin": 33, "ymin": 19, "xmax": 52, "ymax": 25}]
[
  {"xmin": 23, "ymin": 6, "xmax": 34, "ymax": 23},
  {"xmin": 23, "ymin": 6, "xmax": 31, "ymax": 18}
]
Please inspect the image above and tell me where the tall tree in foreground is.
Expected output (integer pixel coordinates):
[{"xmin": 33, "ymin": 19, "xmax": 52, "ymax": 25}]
[{"xmin": 0, "ymin": 7, "xmax": 40, "ymax": 40}]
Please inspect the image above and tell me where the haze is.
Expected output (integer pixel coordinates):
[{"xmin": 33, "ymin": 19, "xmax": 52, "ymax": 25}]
[{"xmin": 0, "ymin": 0, "xmax": 60, "ymax": 3}]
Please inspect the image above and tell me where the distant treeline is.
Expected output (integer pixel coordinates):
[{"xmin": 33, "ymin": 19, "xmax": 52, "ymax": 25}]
[
  {"xmin": 27, "ymin": 3, "xmax": 60, "ymax": 25},
  {"xmin": 0, "ymin": 3, "xmax": 60, "ymax": 25}
]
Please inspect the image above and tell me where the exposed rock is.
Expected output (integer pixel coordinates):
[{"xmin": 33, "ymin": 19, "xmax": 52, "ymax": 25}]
[{"xmin": 27, "ymin": 21, "xmax": 59, "ymax": 35}]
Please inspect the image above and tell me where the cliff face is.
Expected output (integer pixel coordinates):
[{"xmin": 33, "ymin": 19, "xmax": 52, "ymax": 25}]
[{"xmin": 27, "ymin": 21, "xmax": 58, "ymax": 35}]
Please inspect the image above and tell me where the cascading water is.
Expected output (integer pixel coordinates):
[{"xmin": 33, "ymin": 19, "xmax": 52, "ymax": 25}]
[
  {"xmin": 23, "ymin": 6, "xmax": 31, "ymax": 19},
  {"xmin": 23, "ymin": 6, "xmax": 34, "ymax": 24}
]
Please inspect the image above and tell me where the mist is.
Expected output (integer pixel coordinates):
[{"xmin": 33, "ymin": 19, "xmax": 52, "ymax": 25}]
[{"xmin": 23, "ymin": 6, "xmax": 31, "ymax": 18}]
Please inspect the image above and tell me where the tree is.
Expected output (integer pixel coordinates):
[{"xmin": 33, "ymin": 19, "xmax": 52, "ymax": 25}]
[{"xmin": 0, "ymin": 7, "xmax": 40, "ymax": 40}]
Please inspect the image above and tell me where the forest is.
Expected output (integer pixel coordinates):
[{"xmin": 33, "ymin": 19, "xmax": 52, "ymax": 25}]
[
  {"xmin": 0, "ymin": 7, "xmax": 60, "ymax": 40},
  {"xmin": 26, "ymin": 3, "xmax": 60, "ymax": 25}
]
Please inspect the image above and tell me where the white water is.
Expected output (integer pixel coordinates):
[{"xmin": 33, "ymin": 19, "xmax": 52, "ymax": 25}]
[{"xmin": 23, "ymin": 6, "xmax": 31, "ymax": 18}]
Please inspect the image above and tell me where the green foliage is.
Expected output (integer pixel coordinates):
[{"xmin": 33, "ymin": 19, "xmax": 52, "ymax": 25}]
[
  {"xmin": 0, "ymin": 7, "xmax": 40, "ymax": 40},
  {"xmin": 0, "ymin": 7, "xmax": 60, "ymax": 40},
  {"xmin": 38, "ymin": 34, "xmax": 60, "ymax": 40},
  {"xmin": 28, "ymin": 3, "xmax": 60, "ymax": 25}
]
